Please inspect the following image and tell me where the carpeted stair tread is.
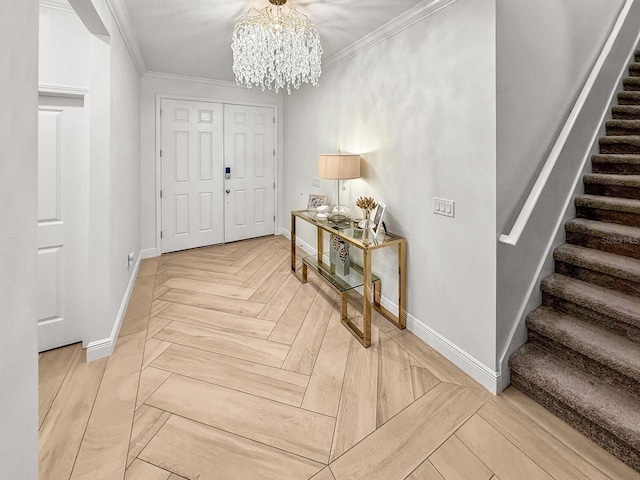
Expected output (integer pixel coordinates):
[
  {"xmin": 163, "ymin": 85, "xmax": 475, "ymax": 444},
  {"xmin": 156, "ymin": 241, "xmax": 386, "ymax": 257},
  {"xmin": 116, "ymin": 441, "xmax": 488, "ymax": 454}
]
[
  {"xmin": 566, "ymin": 217, "xmax": 640, "ymax": 239},
  {"xmin": 574, "ymin": 194, "xmax": 640, "ymax": 227},
  {"xmin": 599, "ymin": 136, "xmax": 640, "ymax": 154},
  {"xmin": 618, "ymin": 91, "xmax": 640, "ymax": 105},
  {"xmin": 612, "ymin": 105, "xmax": 640, "ymax": 119},
  {"xmin": 554, "ymin": 243, "xmax": 640, "ymax": 283},
  {"xmin": 606, "ymin": 119, "xmax": 640, "ymax": 135},
  {"xmin": 583, "ymin": 173, "xmax": 640, "ymax": 188},
  {"xmin": 510, "ymin": 343, "xmax": 640, "ymax": 450},
  {"xmin": 565, "ymin": 218, "xmax": 640, "ymax": 259},
  {"xmin": 592, "ymin": 153, "xmax": 640, "ymax": 164},
  {"xmin": 541, "ymin": 273, "xmax": 640, "ymax": 329},
  {"xmin": 606, "ymin": 120, "xmax": 640, "ymax": 127},
  {"xmin": 527, "ymin": 306, "xmax": 640, "ymax": 382},
  {"xmin": 629, "ymin": 63, "xmax": 640, "ymax": 76},
  {"xmin": 592, "ymin": 154, "xmax": 640, "ymax": 174},
  {"xmin": 575, "ymin": 194, "xmax": 640, "ymax": 214},
  {"xmin": 566, "ymin": 217, "xmax": 640, "ymax": 237},
  {"xmin": 600, "ymin": 136, "xmax": 640, "ymax": 145},
  {"xmin": 624, "ymin": 77, "xmax": 640, "ymax": 91}
]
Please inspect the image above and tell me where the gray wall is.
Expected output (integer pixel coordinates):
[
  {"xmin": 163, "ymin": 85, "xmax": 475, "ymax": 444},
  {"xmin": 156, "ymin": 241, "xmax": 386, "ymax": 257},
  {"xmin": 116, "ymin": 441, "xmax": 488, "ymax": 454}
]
[
  {"xmin": 497, "ymin": 0, "xmax": 624, "ymax": 234},
  {"xmin": 0, "ymin": 0, "xmax": 39, "ymax": 477},
  {"xmin": 104, "ymin": 0, "xmax": 142, "ymax": 342},
  {"xmin": 283, "ymin": 0, "xmax": 498, "ymax": 374}
]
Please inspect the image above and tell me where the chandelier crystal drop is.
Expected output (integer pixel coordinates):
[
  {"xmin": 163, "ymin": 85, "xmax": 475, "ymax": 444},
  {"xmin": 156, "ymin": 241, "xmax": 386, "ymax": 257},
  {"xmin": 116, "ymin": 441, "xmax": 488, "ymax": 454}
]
[{"xmin": 231, "ymin": 0, "xmax": 323, "ymax": 94}]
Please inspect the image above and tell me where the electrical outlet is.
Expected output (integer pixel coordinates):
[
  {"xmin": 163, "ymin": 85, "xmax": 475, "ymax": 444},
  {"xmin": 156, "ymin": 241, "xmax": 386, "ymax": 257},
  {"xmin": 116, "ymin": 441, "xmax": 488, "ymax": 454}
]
[
  {"xmin": 127, "ymin": 251, "xmax": 135, "ymax": 269},
  {"xmin": 433, "ymin": 197, "xmax": 455, "ymax": 218},
  {"xmin": 313, "ymin": 177, "xmax": 321, "ymax": 188}
]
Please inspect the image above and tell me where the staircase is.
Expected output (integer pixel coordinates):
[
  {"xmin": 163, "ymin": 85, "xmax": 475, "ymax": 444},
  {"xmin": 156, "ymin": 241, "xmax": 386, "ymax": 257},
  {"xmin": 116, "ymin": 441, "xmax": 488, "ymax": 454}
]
[{"xmin": 509, "ymin": 52, "xmax": 640, "ymax": 472}]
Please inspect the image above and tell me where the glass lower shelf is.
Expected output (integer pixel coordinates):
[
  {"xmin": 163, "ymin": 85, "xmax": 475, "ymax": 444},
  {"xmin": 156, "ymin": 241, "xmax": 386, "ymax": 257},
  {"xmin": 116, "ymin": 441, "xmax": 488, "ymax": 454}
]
[{"xmin": 302, "ymin": 255, "xmax": 379, "ymax": 293}]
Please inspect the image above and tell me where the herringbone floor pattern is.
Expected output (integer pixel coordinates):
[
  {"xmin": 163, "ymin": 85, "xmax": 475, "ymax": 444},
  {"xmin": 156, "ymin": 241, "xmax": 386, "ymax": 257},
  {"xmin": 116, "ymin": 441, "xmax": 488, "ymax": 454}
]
[{"xmin": 38, "ymin": 236, "xmax": 640, "ymax": 480}]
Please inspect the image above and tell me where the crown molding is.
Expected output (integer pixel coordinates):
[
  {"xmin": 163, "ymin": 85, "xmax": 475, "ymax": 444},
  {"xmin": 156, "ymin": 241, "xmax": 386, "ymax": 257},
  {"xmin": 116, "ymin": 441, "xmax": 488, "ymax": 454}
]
[
  {"xmin": 324, "ymin": 0, "xmax": 459, "ymax": 72},
  {"xmin": 105, "ymin": 0, "xmax": 147, "ymax": 77},
  {"xmin": 39, "ymin": 0, "xmax": 75, "ymax": 13},
  {"xmin": 144, "ymin": 70, "xmax": 244, "ymax": 89}
]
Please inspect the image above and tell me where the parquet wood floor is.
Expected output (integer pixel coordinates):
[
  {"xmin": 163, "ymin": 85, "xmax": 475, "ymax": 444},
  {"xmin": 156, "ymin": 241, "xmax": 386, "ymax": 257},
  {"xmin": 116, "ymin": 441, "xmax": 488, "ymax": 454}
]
[{"xmin": 38, "ymin": 235, "xmax": 640, "ymax": 480}]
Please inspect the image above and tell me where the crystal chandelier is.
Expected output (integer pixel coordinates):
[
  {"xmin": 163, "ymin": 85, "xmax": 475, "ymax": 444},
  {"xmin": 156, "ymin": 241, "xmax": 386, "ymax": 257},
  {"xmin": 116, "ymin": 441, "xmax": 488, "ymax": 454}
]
[{"xmin": 231, "ymin": 0, "xmax": 322, "ymax": 94}]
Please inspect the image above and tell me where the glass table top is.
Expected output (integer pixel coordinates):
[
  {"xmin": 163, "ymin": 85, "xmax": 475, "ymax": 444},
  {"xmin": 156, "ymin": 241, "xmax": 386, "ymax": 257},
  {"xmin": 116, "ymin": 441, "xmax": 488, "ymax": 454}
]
[{"xmin": 292, "ymin": 210, "xmax": 403, "ymax": 249}]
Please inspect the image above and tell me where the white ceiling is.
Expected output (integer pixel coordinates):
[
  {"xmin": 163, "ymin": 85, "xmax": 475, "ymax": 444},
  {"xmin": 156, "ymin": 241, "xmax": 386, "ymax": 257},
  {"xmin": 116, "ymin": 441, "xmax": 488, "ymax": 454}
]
[{"xmin": 122, "ymin": 0, "xmax": 423, "ymax": 82}]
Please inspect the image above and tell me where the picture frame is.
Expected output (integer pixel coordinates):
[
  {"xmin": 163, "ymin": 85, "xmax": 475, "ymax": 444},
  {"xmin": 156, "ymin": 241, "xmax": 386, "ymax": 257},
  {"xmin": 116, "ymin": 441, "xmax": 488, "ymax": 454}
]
[
  {"xmin": 307, "ymin": 194, "xmax": 328, "ymax": 210},
  {"xmin": 371, "ymin": 202, "xmax": 386, "ymax": 237}
]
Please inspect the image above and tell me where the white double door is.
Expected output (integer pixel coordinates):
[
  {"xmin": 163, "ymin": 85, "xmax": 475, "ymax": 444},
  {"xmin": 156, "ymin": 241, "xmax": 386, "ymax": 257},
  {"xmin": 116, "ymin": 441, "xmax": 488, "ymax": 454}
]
[
  {"xmin": 161, "ymin": 99, "xmax": 275, "ymax": 253},
  {"xmin": 37, "ymin": 96, "xmax": 88, "ymax": 352}
]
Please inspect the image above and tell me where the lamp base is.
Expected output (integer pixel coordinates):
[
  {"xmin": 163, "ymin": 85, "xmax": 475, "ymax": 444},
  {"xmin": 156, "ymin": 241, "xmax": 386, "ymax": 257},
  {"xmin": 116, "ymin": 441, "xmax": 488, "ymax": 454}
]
[
  {"xmin": 328, "ymin": 213, "xmax": 348, "ymax": 223},
  {"xmin": 330, "ymin": 204, "xmax": 351, "ymax": 223}
]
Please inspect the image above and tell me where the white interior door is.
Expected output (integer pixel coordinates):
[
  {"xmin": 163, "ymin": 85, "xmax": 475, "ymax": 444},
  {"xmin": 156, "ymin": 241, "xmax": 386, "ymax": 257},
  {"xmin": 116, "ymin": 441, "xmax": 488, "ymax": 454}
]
[
  {"xmin": 224, "ymin": 104, "xmax": 276, "ymax": 243},
  {"xmin": 161, "ymin": 99, "xmax": 224, "ymax": 253},
  {"xmin": 37, "ymin": 96, "xmax": 88, "ymax": 352}
]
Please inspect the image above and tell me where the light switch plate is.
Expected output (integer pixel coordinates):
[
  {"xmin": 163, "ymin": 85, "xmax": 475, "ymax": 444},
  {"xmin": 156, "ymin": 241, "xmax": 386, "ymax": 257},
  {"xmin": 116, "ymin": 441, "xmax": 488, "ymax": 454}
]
[
  {"xmin": 313, "ymin": 177, "xmax": 321, "ymax": 188},
  {"xmin": 433, "ymin": 197, "xmax": 455, "ymax": 218}
]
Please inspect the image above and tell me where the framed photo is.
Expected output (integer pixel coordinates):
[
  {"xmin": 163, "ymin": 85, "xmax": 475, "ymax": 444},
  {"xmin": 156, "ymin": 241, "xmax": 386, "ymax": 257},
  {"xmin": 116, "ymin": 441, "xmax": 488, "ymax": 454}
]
[
  {"xmin": 307, "ymin": 194, "xmax": 328, "ymax": 210},
  {"xmin": 371, "ymin": 202, "xmax": 386, "ymax": 237}
]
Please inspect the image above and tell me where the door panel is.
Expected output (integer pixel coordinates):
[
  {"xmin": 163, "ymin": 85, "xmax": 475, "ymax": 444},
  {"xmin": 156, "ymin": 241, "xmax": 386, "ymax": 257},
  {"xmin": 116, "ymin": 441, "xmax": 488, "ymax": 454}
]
[
  {"xmin": 161, "ymin": 99, "xmax": 224, "ymax": 253},
  {"xmin": 199, "ymin": 132, "xmax": 213, "ymax": 180},
  {"xmin": 37, "ymin": 247, "xmax": 61, "ymax": 322},
  {"xmin": 199, "ymin": 193, "xmax": 213, "ymax": 231},
  {"xmin": 254, "ymin": 189, "xmax": 266, "ymax": 223},
  {"xmin": 37, "ymin": 100, "xmax": 87, "ymax": 352},
  {"xmin": 174, "ymin": 131, "xmax": 189, "ymax": 182},
  {"xmin": 224, "ymin": 105, "xmax": 276, "ymax": 243}
]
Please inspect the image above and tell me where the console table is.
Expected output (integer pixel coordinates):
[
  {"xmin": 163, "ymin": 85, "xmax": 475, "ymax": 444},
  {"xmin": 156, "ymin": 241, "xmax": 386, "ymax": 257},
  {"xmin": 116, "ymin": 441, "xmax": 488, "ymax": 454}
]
[{"xmin": 290, "ymin": 210, "xmax": 407, "ymax": 347}]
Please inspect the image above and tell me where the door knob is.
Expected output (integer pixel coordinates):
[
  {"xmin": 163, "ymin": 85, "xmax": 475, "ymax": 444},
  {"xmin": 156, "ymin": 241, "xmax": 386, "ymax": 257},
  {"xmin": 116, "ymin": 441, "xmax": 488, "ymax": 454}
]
[{"xmin": 226, "ymin": 189, "xmax": 230, "ymax": 194}]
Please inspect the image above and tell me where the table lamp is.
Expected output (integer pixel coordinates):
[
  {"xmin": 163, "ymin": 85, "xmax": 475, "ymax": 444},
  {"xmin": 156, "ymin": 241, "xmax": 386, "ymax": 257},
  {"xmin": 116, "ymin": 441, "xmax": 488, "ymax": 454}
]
[{"xmin": 318, "ymin": 153, "xmax": 361, "ymax": 222}]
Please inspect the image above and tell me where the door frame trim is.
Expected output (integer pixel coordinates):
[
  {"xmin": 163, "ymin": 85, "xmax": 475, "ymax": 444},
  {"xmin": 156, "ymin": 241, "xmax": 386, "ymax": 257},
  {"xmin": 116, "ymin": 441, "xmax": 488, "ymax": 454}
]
[{"xmin": 155, "ymin": 94, "xmax": 280, "ymax": 253}]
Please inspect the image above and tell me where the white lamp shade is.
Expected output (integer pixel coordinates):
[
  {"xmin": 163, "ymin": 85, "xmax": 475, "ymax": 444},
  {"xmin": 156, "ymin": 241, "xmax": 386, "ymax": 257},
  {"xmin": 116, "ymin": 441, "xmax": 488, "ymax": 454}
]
[{"xmin": 318, "ymin": 154, "xmax": 361, "ymax": 180}]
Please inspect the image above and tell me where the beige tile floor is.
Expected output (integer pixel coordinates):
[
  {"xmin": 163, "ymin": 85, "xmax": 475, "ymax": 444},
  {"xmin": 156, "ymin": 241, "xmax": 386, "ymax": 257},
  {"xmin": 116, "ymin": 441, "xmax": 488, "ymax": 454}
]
[{"xmin": 38, "ymin": 235, "xmax": 640, "ymax": 480}]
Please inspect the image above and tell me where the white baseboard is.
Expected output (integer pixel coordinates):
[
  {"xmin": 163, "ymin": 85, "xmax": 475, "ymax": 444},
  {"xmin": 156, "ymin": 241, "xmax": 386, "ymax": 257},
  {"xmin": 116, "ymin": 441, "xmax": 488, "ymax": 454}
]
[
  {"xmin": 282, "ymin": 227, "xmax": 500, "ymax": 393},
  {"xmin": 292, "ymin": 236, "xmax": 315, "ymax": 256},
  {"xmin": 409, "ymin": 321, "xmax": 500, "ymax": 394},
  {"xmin": 379, "ymin": 298, "xmax": 500, "ymax": 394},
  {"xmin": 140, "ymin": 247, "xmax": 159, "ymax": 260},
  {"xmin": 283, "ymin": 226, "xmax": 316, "ymax": 255},
  {"xmin": 85, "ymin": 254, "xmax": 142, "ymax": 362},
  {"xmin": 85, "ymin": 338, "xmax": 113, "ymax": 362}
]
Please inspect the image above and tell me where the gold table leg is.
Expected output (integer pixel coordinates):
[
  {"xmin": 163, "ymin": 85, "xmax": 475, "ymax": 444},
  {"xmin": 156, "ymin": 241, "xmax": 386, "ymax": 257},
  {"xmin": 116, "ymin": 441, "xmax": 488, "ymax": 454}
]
[
  {"xmin": 317, "ymin": 227, "xmax": 323, "ymax": 264},
  {"xmin": 398, "ymin": 239, "xmax": 407, "ymax": 328},
  {"xmin": 290, "ymin": 213, "xmax": 296, "ymax": 273},
  {"xmin": 338, "ymin": 251, "xmax": 373, "ymax": 348},
  {"xmin": 372, "ymin": 239, "xmax": 406, "ymax": 330},
  {"xmin": 290, "ymin": 213, "xmax": 307, "ymax": 283}
]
